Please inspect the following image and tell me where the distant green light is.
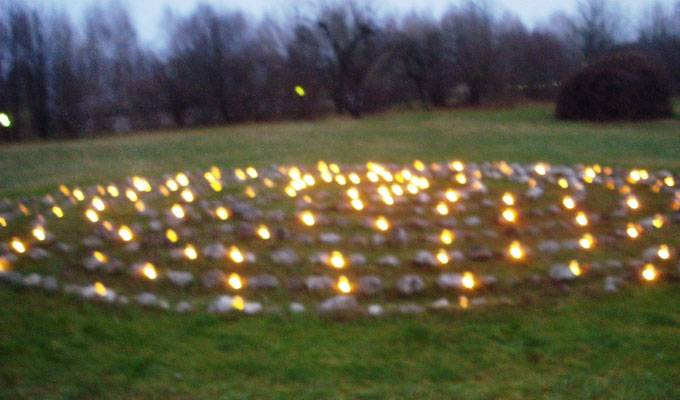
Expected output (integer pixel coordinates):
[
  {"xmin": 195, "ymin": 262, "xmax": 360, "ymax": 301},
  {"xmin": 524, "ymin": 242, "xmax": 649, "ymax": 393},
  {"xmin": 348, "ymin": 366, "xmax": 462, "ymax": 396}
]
[
  {"xmin": 294, "ymin": 86, "xmax": 306, "ymax": 97},
  {"xmin": 0, "ymin": 113, "xmax": 10, "ymax": 128}
]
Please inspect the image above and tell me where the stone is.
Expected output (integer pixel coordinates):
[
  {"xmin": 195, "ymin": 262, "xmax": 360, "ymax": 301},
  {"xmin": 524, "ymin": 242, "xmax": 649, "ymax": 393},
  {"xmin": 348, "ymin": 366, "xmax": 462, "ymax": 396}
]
[
  {"xmin": 397, "ymin": 275, "xmax": 425, "ymax": 295},
  {"xmin": 289, "ymin": 302, "xmax": 305, "ymax": 313},
  {"xmin": 41, "ymin": 276, "xmax": 59, "ymax": 291},
  {"xmin": 467, "ymin": 246, "xmax": 494, "ymax": 261},
  {"xmin": 358, "ymin": 276, "xmax": 383, "ymax": 296},
  {"xmin": 23, "ymin": 273, "xmax": 42, "ymax": 287},
  {"xmin": 207, "ymin": 296, "xmax": 233, "ymax": 313},
  {"xmin": 317, "ymin": 295, "xmax": 359, "ymax": 313},
  {"xmin": 203, "ymin": 243, "xmax": 227, "ymax": 259},
  {"xmin": 371, "ymin": 234, "xmax": 386, "ymax": 246},
  {"xmin": 398, "ymin": 304, "xmax": 425, "ymax": 314},
  {"xmin": 431, "ymin": 298, "xmax": 450, "ymax": 310},
  {"xmin": 464, "ymin": 216, "xmax": 481, "ymax": 227},
  {"xmin": 549, "ymin": 264, "xmax": 578, "ymax": 281},
  {"xmin": 350, "ymin": 253, "xmax": 367, "ymax": 266},
  {"xmin": 167, "ymin": 270, "xmax": 194, "ymax": 287},
  {"xmin": 319, "ymin": 233, "xmax": 342, "ymax": 245},
  {"xmin": 175, "ymin": 301, "xmax": 193, "ymax": 313},
  {"xmin": 243, "ymin": 302, "xmax": 263, "ymax": 315},
  {"xmin": 248, "ymin": 274, "xmax": 279, "ymax": 289},
  {"xmin": 413, "ymin": 250, "xmax": 437, "ymax": 267},
  {"xmin": 390, "ymin": 228, "xmax": 410, "ymax": 245},
  {"xmin": 201, "ymin": 269, "xmax": 226, "ymax": 289},
  {"xmin": 537, "ymin": 240, "xmax": 560, "ymax": 253},
  {"xmin": 271, "ymin": 248, "xmax": 298, "ymax": 265},
  {"xmin": 136, "ymin": 292, "xmax": 159, "ymax": 306},
  {"xmin": 28, "ymin": 248, "xmax": 50, "ymax": 260},
  {"xmin": 378, "ymin": 255, "xmax": 400, "ymax": 268},
  {"xmin": 449, "ymin": 250, "xmax": 466, "ymax": 262},
  {"xmin": 304, "ymin": 276, "xmax": 334, "ymax": 291},
  {"xmin": 437, "ymin": 273, "xmax": 463, "ymax": 289},
  {"xmin": 525, "ymin": 186, "xmax": 544, "ymax": 200},
  {"xmin": 367, "ymin": 304, "xmax": 384, "ymax": 317},
  {"xmin": 604, "ymin": 276, "xmax": 620, "ymax": 292}
]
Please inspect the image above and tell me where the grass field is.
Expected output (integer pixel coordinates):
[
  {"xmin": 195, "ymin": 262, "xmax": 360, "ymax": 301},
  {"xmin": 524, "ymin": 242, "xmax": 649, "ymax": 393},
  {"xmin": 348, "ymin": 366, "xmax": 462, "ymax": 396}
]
[{"xmin": 1, "ymin": 103, "xmax": 680, "ymax": 399}]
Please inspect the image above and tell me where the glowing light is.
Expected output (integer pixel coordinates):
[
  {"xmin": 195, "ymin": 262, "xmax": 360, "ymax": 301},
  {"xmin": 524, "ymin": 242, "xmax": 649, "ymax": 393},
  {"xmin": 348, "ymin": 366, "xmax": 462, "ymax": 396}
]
[
  {"xmin": 0, "ymin": 217, "xmax": 6, "ymax": 227},
  {"xmin": 52, "ymin": 206, "xmax": 64, "ymax": 218},
  {"xmin": 107, "ymin": 185, "xmax": 119, "ymax": 197},
  {"xmin": 441, "ymin": 229, "xmax": 454, "ymax": 245},
  {"xmin": 370, "ymin": 216, "xmax": 389, "ymax": 232},
  {"xmin": 32, "ymin": 226, "xmax": 46, "ymax": 241},
  {"xmin": 664, "ymin": 176, "xmax": 675, "ymax": 187},
  {"xmin": 171, "ymin": 204, "xmax": 185, "ymax": 219},
  {"xmin": 459, "ymin": 295, "xmax": 469, "ymax": 309},
  {"xmin": 349, "ymin": 173, "xmax": 360, "ymax": 184},
  {"xmin": 184, "ymin": 244, "xmax": 198, "ymax": 260},
  {"xmin": 0, "ymin": 113, "xmax": 11, "ymax": 128},
  {"xmin": 176, "ymin": 173, "xmax": 189, "ymax": 187},
  {"xmin": 229, "ymin": 246, "xmax": 244, "ymax": 263},
  {"xmin": 125, "ymin": 189, "xmax": 138, "ymax": 202},
  {"xmin": 641, "ymin": 264, "xmax": 657, "ymax": 281},
  {"xmin": 93, "ymin": 251, "xmax": 108, "ymax": 263},
  {"xmin": 569, "ymin": 260, "xmax": 581, "ymax": 276},
  {"xmin": 445, "ymin": 189, "xmax": 459, "ymax": 202},
  {"xmin": 575, "ymin": 212, "xmax": 588, "ymax": 227},
  {"xmin": 626, "ymin": 196, "xmax": 639, "ymax": 210},
  {"xmin": 228, "ymin": 273, "xmax": 243, "ymax": 289},
  {"xmin": 579, "ymin": 233, "xmax": 595, "ymax": 249},
  {"xmin": 652, "ymin": 214, "xmax": 665, "ymax": 228},
  {"xmin": 166, "ymin": 229, "xmax": 178, "ymax": 243},
  {"xmin": 451, "ymin": 160, "xmax": 464, "ymax": 172},
  {"xmin": 0, "ymin": 257, "xmax": 10, "ymax": 272},
  {"xmin": 73, "ymin": 189, "xmax": 85, "ymax": 201},
  {"xmin": 338, "ymin": 276, "xmax": 351, "ymax": 293},
  {"xmin": 626, "ymin": 223, "xmax": 640, "ymax": 239},
  {"xmin": 413, "ymin": 160, "xmax": 425, "ymax": 171},
  {"xmin": 562, "ymin": 196, "xmax": 575, "ymax": 210},
  {"xmin": 85, "ymin": 209, "xmax": 99, "ymax": 223},
  {"xmin": 91, "ymin": 196, "xmax": 105, "ymax": 212},
  {"xmin": 210, "ymin": 181, "xmax": 223, "ymax": 192},
  {"xmin": 133, "ymin": 177, "xmax": 151, "ymax": 192},
  {"xmin": 216, "ymin": 207, "xmax": 229, "ymax": 220},
  {"xmin": 232, "ymin": 296, "xmax": 245, "ymax": 311},
  {"xmin": 534, "ymin": 163, "xmax": 548, "ymax": 176},
  {"xmin": 462, "ymin": 272, "xmax": 475, "ymax": 289},
  {"xmin": 285, "ymin": 186, "xmax": 297, "ymax": 197},
  {"xmin": 502, "ymin": 208, "xmax": 517, "ymax": 223},
  {"xmin": 142, "ymin": 263, "xmax": 157, "ymax": 280},
  {"xmin": 658, "ymin": 245, "xmax": 671, "ymax": 260},
  {"xmin": 509, "ymin": 241, "xmax": 524, "ymax": 260},
  {"xmin": 351, "ymin": 199, "xmax": 364, "ymax": 211},
  {"xmin": 391, "ymin": 184, "xmax": 403, "ymax": 196},
  {"xmin": 11, "ymin": 238, "xmax": 26, "ymax": 254},
  {"xmin": 437, "ymin": 249, "xmax": 449, "ymax": 264},
  {"xmin": 455, "ymin": 173, "xmax": 467, "ymax": 184},
  {"xmin": 296, "ymin": 211, "xmax": 315, "ymax": 227},
  {"xmin": 245, "ymin": 186, "xmax": 256, "ymax": 198},
  {"xmin": 407, "ymin": 183, "xmax": 418, "ymax": 194},
  {"xmin": 335, "ymin": 175, "xmax": 347, "ymax": 186},
  {"xmin": 558, "ymin": 178, "xmax": 569, "ymax": 189},
  {"xmin": 294, "ymin": 85, "xmax": 306, "ymax": 96},
  {"xmin": 330, "ymin": 251, "xmax": 345, "ymax": 268},
  {"xmin": 181, "ymin": 189, "xmax": 194, "ymax": 203},
  {"xmin": 367, "ymin": 171, "xmax": 379, "ymax": 182},
  {"xmin": 502, "ymin": 192, "xmax": 515, "ymax": 206},
  {"xmin": 166, "ymin": 179, "xmax": 179, "ymax": 192},
  {"xmin": 119, "ymin": 226, "xmax": 133, "ymax": 242},
  {"xmin": 246, "ymin": 167, "xmax": 258, "ymax": 178},
  {"xmin": 257, "ymin": 225, "xmax": 271, "ymax": 240},
  {"xmin": 94, "ymin": 282, "xmax": 107, "ymax": 297},
  {"xmin": 303, "ymin": 174, "xmax": 315, "ymax": 186}
]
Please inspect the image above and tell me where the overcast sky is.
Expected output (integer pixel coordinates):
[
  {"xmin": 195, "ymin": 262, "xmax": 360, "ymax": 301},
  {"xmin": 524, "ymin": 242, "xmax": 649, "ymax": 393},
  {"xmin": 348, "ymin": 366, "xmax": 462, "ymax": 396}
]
[{"xmin": 18, "ymin": 0, "xmax": 677, "ymax": 45}]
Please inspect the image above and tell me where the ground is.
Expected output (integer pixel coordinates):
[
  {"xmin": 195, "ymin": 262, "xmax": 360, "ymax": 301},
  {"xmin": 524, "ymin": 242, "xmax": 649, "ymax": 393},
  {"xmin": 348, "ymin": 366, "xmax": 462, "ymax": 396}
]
[{"xmin": 1, "ymin": 103, "xmax": 680, "ymax": 399}]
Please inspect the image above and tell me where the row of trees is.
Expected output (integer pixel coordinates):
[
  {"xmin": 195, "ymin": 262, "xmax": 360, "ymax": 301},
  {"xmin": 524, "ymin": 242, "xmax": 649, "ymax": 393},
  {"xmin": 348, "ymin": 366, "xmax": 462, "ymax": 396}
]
[{"xmin": 1, "ymin": 0, "xmax": 679, "ymax": 141}]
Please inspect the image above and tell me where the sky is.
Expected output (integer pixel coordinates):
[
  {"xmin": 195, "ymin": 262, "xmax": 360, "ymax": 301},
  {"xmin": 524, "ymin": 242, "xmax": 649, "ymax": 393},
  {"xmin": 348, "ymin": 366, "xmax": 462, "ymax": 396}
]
[{"xmin": 18, "ymin": 0, "xmax": 677, "ymax": 46}]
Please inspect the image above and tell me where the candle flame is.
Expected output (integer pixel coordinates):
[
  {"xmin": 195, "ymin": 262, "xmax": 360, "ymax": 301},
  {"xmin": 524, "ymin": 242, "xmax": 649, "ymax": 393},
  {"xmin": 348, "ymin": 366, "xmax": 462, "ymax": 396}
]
[
  {"xmin": 642, "ymin": 264, "xmax": 657, "ymax": 281},
  {"xmin": 228, "ymin": 273, "xmax": 243, "ymax": 289},
  {"xmin": 338, "ymin": 276, "xmax": 351, "ymax": 293},
  {"xmin": 330, "ymin": 251, "xmax": 345, "ymax": 268}
]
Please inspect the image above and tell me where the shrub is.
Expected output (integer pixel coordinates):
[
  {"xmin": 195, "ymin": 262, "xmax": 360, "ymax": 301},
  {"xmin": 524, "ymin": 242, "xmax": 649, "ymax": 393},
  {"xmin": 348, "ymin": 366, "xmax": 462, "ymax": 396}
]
[{"xmin": 556, "ymin": 53, "xmax": 673, "ymax": 121}]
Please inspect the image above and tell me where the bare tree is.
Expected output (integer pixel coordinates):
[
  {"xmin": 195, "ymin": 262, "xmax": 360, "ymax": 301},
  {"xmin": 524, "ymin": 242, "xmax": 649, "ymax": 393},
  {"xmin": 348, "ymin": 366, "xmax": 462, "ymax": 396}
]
[{"xmin": 570, "ymin": 0, "xmax": 622, "ymax": 62}]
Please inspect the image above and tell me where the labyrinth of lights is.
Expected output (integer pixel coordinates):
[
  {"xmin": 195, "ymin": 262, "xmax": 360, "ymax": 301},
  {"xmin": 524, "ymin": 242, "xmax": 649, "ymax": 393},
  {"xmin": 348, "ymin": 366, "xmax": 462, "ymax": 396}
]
[{"xmin": 0, "ymin": 161, "xmax": 679, "ymax": 316}]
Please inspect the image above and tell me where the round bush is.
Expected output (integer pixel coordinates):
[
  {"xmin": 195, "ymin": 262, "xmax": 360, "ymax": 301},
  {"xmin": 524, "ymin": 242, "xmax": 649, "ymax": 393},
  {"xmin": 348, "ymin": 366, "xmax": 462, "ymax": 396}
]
[{"xmin": 556, "ymin": 53, "xmax": 673, "ymax": 121}]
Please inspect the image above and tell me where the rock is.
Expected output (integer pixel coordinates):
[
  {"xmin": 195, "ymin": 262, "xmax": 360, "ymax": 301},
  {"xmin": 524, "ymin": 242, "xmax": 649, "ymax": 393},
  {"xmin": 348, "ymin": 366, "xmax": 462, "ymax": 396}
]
[
  {"xmin": 203, "ymin": 243, "xmax": 227, "ymax": 259},
  {"xmin": 136, "ymin": 292, "xmax": 159, "ymax": 306},
  {"xmin": 319, "ymin": 233, "xmax": 342, "ymax": 245},
  {"xmin": 201, "ymin": 269, "xmax": 226, "ymax": 289},
  {"xmin": 378, "ymin": 255, "xmax": 400, "ymax": 268},
  {"xmin": 167, "ymin": 270, "xmax": 194, "ymax": 287},
  {"xmin": 390, "ymin": 228, "xmax": 411, "ymax": 245},
  {"xmin": 604, "ymin": 276, "xmax": 619, "ymax": 292},
  {"xmin": 413, "ymin": 250, "xmax": 437, "ymax": 267},
  {"xmin": 398, "ymin": 304, "xmax": 425, "ymax": 314},
  {"xmin": 358, "ymin": 276, "xmax": 383, "ymax": 296},
  {"xmin": 605, "ymin": 259, "xmax": 624, "ymax": 269},
  {"xmin": 175, "ymin": 301, "xmax": 193, "ymax": 313},
  {"xmin": 464, "ymin": 216, "xmax": 482, "ymax": 227},
  {"xmin": 549, "ymin": 264, "xmax": 578, "ymax": 281},
  {"xmin": 350, "ymin": 253, "xmax": 367, "ymax": 266},
  {"xmin": 371, "ymin": 234, "xmax": 386, "ymax": 246},
  {"xmin": 289, "ymin": 302, "xmax": 305, "ymax": 313},
  {"xmin": 467, "ymin": 246, "xmax": 494, "ymax": 261},
  {"xmin": 416, "ymin": 193, "xmax": 431, "ymax": 204},
  {"xmin": 207, "ymin": 296, "xmax": 233, "ymax": 313},
  {"xmin": 28, "ymin": 248, "xmax": 50, "ymax": 260},
  {"xmin": 525, "ymin": 186, "xmax": 544, "ymax": 200},
  {"xmin": 317, "ymin": 295, "xmax": 359, "ymax": 313},
  {"xmin": 248, "ymin": 274, "xmax": 279, "ymax": 289},
  {"xmin": 367, "ymin": 304, "xmax": 384, "ymax": 317},
  {"xmin": 431, "ymin": 298, "xmax": 450, "ymax": 310},
  {"xmin": 437, "ymin": 273, "xmax": 463, "ymax": 289},
  {"xmin": 537, "ymin": 240, "xmax": 560, "ymax": 253},
  {"xmin": 82, "ymin": 236, "xmax": 104, "ymax": 248},
  {"xmin": 23, "ymin": 273, "xmax": 42, "ymax": 287},
  {"xmin": 271, "ymin": 248, "xmax": 298, "ymax": 265},
  {"xmin": 41, "ymin": 276, "xmax": 59, "ymax": 291},
  {"xmin": 304, "ymin": 276, "xmax": 334, "ymax": 291},
  {"xmin": 449, "ymin": 250, "xmax": 466, "ymax": 262},
  {"xmin": 243, "ymin": 302, "xmax": 263, "ymax": 315},
  {"xmin": 397, "ymin": 275, "xmax": 425, "ymax": 295}
]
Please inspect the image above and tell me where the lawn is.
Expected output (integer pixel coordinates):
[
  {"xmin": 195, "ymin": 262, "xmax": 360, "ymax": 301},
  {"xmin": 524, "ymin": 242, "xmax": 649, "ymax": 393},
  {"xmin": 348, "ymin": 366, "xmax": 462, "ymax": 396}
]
[{"xmin": 1, "ymin": 103, "xmax": 680, "ymax": 399}]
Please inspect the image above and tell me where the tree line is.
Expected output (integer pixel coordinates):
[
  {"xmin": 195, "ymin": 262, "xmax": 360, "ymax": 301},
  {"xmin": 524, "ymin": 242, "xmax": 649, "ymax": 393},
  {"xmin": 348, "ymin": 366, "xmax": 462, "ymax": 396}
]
[{"xmin": 1, "ymin": 0, "xmax": 679, "ymax": 141}]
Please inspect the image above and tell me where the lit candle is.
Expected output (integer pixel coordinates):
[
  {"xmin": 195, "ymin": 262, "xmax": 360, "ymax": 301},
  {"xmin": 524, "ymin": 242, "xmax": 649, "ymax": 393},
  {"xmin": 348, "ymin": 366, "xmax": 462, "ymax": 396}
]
[
  {"xmin": 229, "ymin": 246, "xmax": 244, "ymax": 263},
  {"xmin": 92, "ymin": 196, "xmax": 105, "ymax": 211},
  {"xmin": 184, "ymin": 244, "xmax": 198, "ymax": 260},
  {"xmin": 436, "ymin": 202, "xmax": 449, "ymax": 215},
  {"xmin": 215, "ymin": 207, "xmax": 230, "ymax": 220},
  {"xmin": 166, "ymin": 229, "xmax": 178, "ymax": 243},
  {"xmin": 441, "ymin": 229, "xmax": 454, "ymax": 245},
  {"xmin": 502, "ymin": 208, "xmax": 517, "ymax": 223},
  {"xmin": 641, "ymin": 264, "xmax": 657, "ymax": 281},
  {"xmin": 445, "ymin": 189, "xmax": 459, "ymax": 202},
  {"xmin": 508, "ymin": 241, "xmax": 524, "ymax": 259},
  {"xmin": 575, "ymin": 212, "xmax": 588, "ymax": 226},
  {"xmin": 32, "ymin": 226, "xmax": 46, "ymax": 241},
  {"xmin": 461, "ymin": 272, "xmax": 475, "ymax": 289},
  {"xmin": 181, "ymin": 189, "xmax": 194, "ymax": 203},
  {"xmin": 562, "ymin": 196, "xmax": 575, "ymax": 209},
  {"xmin": 658, "ymin": 245, "xmax": 671, "ymax": 260},
  {"xmin": 119, "ymin": 226, "xmax": 133, "ymax": 242},
  {"xmin": 231, "ymin": 295, "xmax": 245, "ymax": 310},
  {"xmin": 569, "ymin": 260, "xmax": 581, "ymax": 276},
  {"xmin": 626, "ymin": 223, "xmax": 639, "ymax": 239},
  {"xmin": 626, "ymin": 196, "xmax": 639, "ymax": 210},
  {"xmin": 579, "ymin": 233, "xmax": 595, "ymax": 249},
  {"xmin": 94, "ymin": 282, "xmax": 107, "ymax": 296},
  {"xmin": 330, "ymin": 251, "xmax": 345, "ymax": 268},
  {"xmin": 502, "ymin": 192, "xmax": 515, "ymax": 206},
  {"xmin": 85, "ymin": 209, "xmax": 99, "ymax": 223},
  {"xmin": 171, "ymin": 204, "xmax": 185, "ymax": 219},
  {"xmin": 10, "ymin": 238, "xmax": 26, "ymax": 254},
  {"xmin": 257, "ymin": 225, "xmax": 271, "ymax": 240},
  {"xmin": 351, "ymin": 199, "xmax": 364, "ymax": 211},
  {"xmin": 338, "ymin": 276, "xmax": 351, "ymax": 293},
  {"xmin": 228, "ymin": 273, "xmax": 243, "ymax": 289},
  {"xmin": 436, "ymin": 249, "xmax": 449, "ymax": 264},
  {"xmin": 300, "ymin": 211, "xmax": 315, "ymax": 226},
  {"xmin": 375, "ymin": 216, "xmax": 390, "ymax": 231},
  {"xmin": 142, "ymin": 263, "xmax": 157, "ymax": 280}
]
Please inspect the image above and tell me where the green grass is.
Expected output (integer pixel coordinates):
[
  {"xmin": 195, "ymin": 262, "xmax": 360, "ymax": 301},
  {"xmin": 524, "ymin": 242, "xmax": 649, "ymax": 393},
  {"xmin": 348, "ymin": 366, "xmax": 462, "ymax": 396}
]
[
  {"xmin": 1, "ymin": 103, "xmax": 680, "ymax": 399},
  {"xmin": 1, "ymin": 103, "xmax": 679, "ymax": 199}
]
